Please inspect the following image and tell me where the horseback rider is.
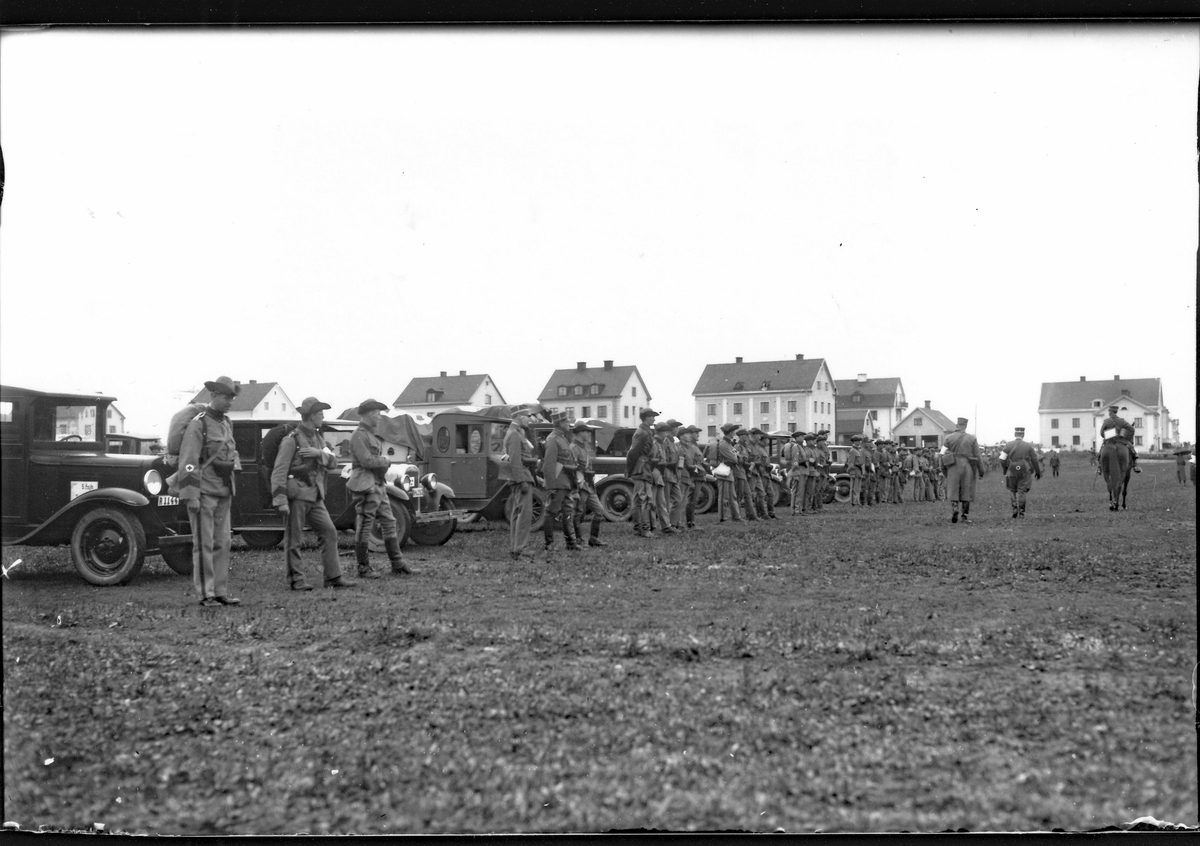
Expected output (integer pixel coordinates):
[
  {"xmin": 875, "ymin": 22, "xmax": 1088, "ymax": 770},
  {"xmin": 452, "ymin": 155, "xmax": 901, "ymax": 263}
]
[{"xmin": 1099, "ymin": 405, "xmax": 1140, "ymax": 474}]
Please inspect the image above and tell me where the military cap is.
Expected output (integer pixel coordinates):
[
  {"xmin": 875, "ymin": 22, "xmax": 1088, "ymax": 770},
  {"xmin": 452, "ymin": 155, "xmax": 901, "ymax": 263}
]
[
  {"xmin": 1014, "ymin": 427, "xmax": 1025, "ymax": 436},
  {"xmin": 1108, "ymin": 405, "xmax": 1120, "ymax": 414},
  {"xmin": 956, "ymin": 417, "xmax": 969, "ymax": 427},
  {"xmin": 748, "ymin": 427, "xmax": 764, "ymax": 436},
  {"xmin": 665, "ymin": 419, "xmax": 682, "ymax": 429},
  {"xmin": 299, "ymin": 397, "xmax": 332, "ymax": 416},
  {"xmin": 204, "ymin": 375, "xmax": 240, "ymax": 397},
  {"xmin": 654, "ymin": 421, "xmax": 674, "ymax": 432},
  {"xmin": 720, "ymin": 422, "xmax": 739, "ymax": 434},
  {"xmin": 357, "ymin": 398, "xmax": 389, "ymax": 414},
  {"xmin": 850, "ymin": 434, "xmax": 863, "ymax": 442},
  {"xmin": 685, "ymin": 425, "xmax": 702, "ymax": 433},
  {"xmin": 550, "ymin": 410, "xmax": 572, "ymax": 425},
  {"xmin": 735, "ymin": 428, "xmax": 749, "ymax": 436},
  {"xmin": 639, "ymin": 408, "xmax": 660, "ymax": 420},
  {"xmin": 802, "ymin": 431, "xmax": 815, "ymax": 441},
  {"xmin": 791, "ymin": 430, "xmax": 805, "ymax": 439},
  {"xmin": 571, "ymin": 420, "xmax": 598, "ymax": 433}
]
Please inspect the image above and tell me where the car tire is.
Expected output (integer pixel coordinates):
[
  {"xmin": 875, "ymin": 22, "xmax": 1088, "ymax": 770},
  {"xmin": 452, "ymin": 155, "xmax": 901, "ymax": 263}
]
[
  {"xmin": 504, "ymin": 486, "xmax": 547, "ymax": 533},
  {"xmin": 770, "ymin": 480, "xmax": 783, "ymax": 508},
  {"xmin": 368, "ymin": 498, "xmax": 412, "ymax": 552},
  {"xmin": 694, "ymin": 481, "xmax": 715, "ymax": 515},
  {"xmin": 240, "ymin": 529, "xmax": 284, "ymax": 550},
  {"xmin": 833, "ymin": 477, "xmax": 852, "ymax": 504},
  {"xmin": 598, "ymin": 480, "xmax": 635, "ymax": 523},
  {"xmin": 158, "ymin": 535, "xmax": 194, "ymax": 576},
  {"xmin": 70, "ymin": 507, "xmax": 147, "ymax": 586},
  {"xmin": 410, "ymin": 497, "xmax": 457, "ymax": 546}
]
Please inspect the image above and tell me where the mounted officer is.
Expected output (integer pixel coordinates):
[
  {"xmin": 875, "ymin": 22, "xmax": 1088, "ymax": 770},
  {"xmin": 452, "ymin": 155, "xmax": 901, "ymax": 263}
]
[{"xmin": 1099, "ymin": 405, "xmax": 1140, "ymax": 474}]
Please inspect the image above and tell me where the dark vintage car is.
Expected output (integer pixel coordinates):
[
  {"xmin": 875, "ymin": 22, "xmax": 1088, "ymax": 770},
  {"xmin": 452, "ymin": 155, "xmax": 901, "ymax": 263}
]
[
  {"xmin": 106, "ymin": 432, "xmax": 164, "ymax": 455},
  {"xmin": 1, "ymin": 385, "xmax": 191, "ymax": 585},
  {"xmin": 224, "ymin": 418, "xmax": 464, "ymax": 551}
]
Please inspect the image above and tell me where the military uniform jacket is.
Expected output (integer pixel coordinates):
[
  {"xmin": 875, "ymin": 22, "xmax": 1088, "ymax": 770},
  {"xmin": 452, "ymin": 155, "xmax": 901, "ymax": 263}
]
[
  {"xmin": 347, "ymin": 423, "xmax": 391, "ymax": 492},
  {"xmin": 627, "ymin": 423, "xmax": 655, "ymax": 481},
  {"xmin": 717, "ymin": 437, "xmax": 740, "ymax": 478},
  {"xmin": 571, "ymin": 440, "xmax": 595, "ymax": 487},
  {"xmin": 943, "ymin": 431, "xmax": 982, "ymax": 469},
  {"xmin": 679, "ymin": 441, "xmax": 702, "ymax": 486},
  {"xmin": 542, "ymin": 429, "xmax": 577, "ymax": 490},
  {"xmin": 271, "ymin": 424, "xmax": 338, "ymax": 507},
  {"xmin": 846, "ymin": 446, "xmax": 865, "ymax": 477},
  {"xmin": 657, "ymin": 436, "xmax": 679, "ymax": 483},
  {"xmin": 733, "ymin": 441, "xmax": 751, "ymax": 480},
  {"xmin": 1001, "ymin": 439, "xmax": 1041, "ymax": 476},
  {"xmin": 1100, "ymin": 416, "xmax": 1134, "ymax": 443},
  {"xmin": 177, "ymin": 407, "xmax": 241, "ymax": 501},
  {"xmin": 782, "ymin": 441, "xmax": 804, "ymax": 478},
  {"xmin": 501, "ymin": 423, "xmax": 536, "ymax": 484}
]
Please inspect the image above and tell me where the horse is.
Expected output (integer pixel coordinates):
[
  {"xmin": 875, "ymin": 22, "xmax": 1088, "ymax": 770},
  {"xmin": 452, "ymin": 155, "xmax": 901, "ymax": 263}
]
[{"xmin": 1100, "ymin": 440, "xmax": 1132, "ymax": 511}]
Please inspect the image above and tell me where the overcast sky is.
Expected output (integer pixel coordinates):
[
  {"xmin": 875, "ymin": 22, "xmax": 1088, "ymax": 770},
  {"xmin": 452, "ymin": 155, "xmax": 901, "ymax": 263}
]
[{"xmin": 1, "ymin": 25, "xmax": 1196, "ymax": 443}]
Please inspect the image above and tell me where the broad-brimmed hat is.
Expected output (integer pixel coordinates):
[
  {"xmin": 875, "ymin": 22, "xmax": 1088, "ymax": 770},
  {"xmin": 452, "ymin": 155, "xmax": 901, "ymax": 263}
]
[
  {"xmin": 299, "ymin": 397, "xmax": 332, "ymax": 416},
  {"xmin": 204, "ymin": 376, "xmax": 240, "ymax": 397},
  {"xmin": 684, "ymin": 425, "xmax": 702, "ymax": 433},
  {"xmin": 571, "ymin": 420, "xmax": 597, "ymax": 433},
  {"xmin": 357, "ymin": 398, "xmax": 389, "ymax": 415},
  {"xmin": 802, "ymin": 432, "xmax": 815, "ymax": 441},
  {"xmin": 639, "ymin": 408, "xmax": 660, "ymax": 420},
  {"xmin": 654, "ymin": 421, "xmax": 673, "ymax": 432},
  {"xmin": 748, "ymin": 427, "xmax": 764, "ymax": 436},
  {"xmin": 735, "ymin": 427, "xmax": 749, "ymax": 436},
  {"xmin": 791, "ymin": 430, "xmax": 805, "ymax": 439},
  {"xmin": 721, "ymin": 422, "xmax": 739, "ymax": 434},
  {"xmin": 664, "ymin": 419, "xmax": 682, "ymax": 429}
]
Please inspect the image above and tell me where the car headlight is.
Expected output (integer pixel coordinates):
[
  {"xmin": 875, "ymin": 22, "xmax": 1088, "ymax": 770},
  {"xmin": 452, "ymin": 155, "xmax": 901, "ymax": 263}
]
[
  {"xmin": 421, "ymin": 472, "xmax": 437, "ymax": 490},
  {"xmin": 144, "ymin": 469, "xmax": 163, "ymax": 496}
]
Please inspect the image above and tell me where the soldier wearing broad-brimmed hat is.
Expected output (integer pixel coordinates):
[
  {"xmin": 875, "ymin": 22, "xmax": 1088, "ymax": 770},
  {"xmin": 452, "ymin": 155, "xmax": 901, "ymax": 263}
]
[
  {"xmin": 178, "ymin": 376, "xmax": 243, "ymax": 607},
  {"xmin": 348, "ymin": 399, "xmax": 412, "ymax": 577},
  {"xmin": 716, "ymin": 422, "xmax": 743, "ymax": 522},
  {"xmin": 271, "ymin": 398, "xmax": 355, "ymax": 591},
  {"xmin": 626, "ymin": 408, "xmax": 661, "ymax": 538},
  {"xmin": 569, "ymin": 420, "xmax": 607, "ymax": 547}
]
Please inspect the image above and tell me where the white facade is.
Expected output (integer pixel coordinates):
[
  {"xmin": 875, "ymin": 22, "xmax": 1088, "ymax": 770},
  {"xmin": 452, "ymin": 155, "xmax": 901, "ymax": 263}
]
[
  {"xmin": 694, "ymin": 361, "xmax": 837, "ymax": 441},
  {"xmin": 545, "ymin": 372, "xmax": 651, "ymax": 425},
  {"xmin": 395, "ymin": 376, "xmax": 503, "ymax": 418},
  {"xmin": 1041, "ymin": 396, "xmax": 1170, "ymax": 452}
]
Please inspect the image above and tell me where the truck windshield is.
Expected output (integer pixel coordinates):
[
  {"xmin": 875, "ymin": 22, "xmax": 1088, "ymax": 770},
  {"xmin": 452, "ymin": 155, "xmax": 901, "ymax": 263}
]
[{"xmin": 34, "ymin": 402, "xmax": 105, "ymax": 444}]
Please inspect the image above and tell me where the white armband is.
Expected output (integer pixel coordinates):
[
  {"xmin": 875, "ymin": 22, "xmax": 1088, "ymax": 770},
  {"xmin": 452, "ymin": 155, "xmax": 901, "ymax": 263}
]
[{"xmin": 998, "ymin": 451, "xmax": 1008, "ymax": 461}]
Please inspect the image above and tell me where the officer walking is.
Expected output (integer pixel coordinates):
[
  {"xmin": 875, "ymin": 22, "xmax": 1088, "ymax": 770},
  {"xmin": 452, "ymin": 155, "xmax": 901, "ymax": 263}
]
[
  {"xmin": 347, "ymin": 399, "xmax": 412, "ymax": 578},
  {"xmin": 502, "ymin": 407, "xmax": 540, "ymax": 560},
  {"xmin": 1048, "ymin": 449, "xmax": 1061, "ymax": 478},
  {"xmin": 271, "ymin": 397, "xmax": 355, "ymax": 591},
  {"xmin": 627, "ymin": 408, "xmax": 659, "ymax": 538},
  {"xmin": 942, "ymin": 417, "xmax": 982, "ymax": 524},
  {"xmin": 178, "ymin": 375, "xmax": 243, "ymax": 607},
  {"xmin": 1000, "ymin": 426, "xmax": 1042, "ymax": 518},
  {"xmin": 542, "ymin": 412, "xmax": 581, "ymax": 552}
]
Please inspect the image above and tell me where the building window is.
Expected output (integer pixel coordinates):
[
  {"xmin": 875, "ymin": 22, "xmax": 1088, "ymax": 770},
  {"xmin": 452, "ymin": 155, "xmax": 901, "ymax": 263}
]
[
  {"xmin": 1051, "ymin": 436, "xmax": 1059, "ymax": 446},
  {"xmin": 1051, "ymin": 419, "xmax": 1059, "ymax": 429},
  {"xmin": 733, "ymin": 402, "xmax": 743, "ymax": 415},
  {"xmin": 589, "ymin": 385, "xmax": 599, "ymax": 395},
  {"xmin": 1092, "ymin": 400, "xmax": 1102, "ymax": 408},
  {"xmin": 573, "ymin": 386, "xmax": 584, "ymax": 396},
  {"xmin": 759, "ymin": 401, "xmax": 769, "ymax": 414},
  {"xmin": 1135, "ymin": 435, "xmax": 1143, "ymax": 446},
  {"xmin": 707, "ymin": 425, "xmax": 717, "ymax": 438},
  {"xmin": 788, "ymin": 422, "xmax": 796, "ymax": 432},
  {"xmin": 787, "ymin": 400, "xmax": 797, "ymax": 413},
  {"xmin": 107, "ymin": 409, "xmax": 112, "ymax": 419},
  {"xmin": 632, "ymin": 387, "xmax": 637, "ymax": 397},
  {"xmin": 871, "ymin": 410, "xmax": 878, "ymax": 420},
  {"xmin": 1133, "ymin": 417, "xmax": 1143, "ymax": 428},
  {"xmin": 109, "ymin": 424, "xmax": 116, "ymax": 433},
  {"xmin": 852, "ymin": 395, "xmax": 861, "ymax": 403},
  {"xmin": 914, "ymin": 416, "xmax": 923, "ymax": 427},
  {"xmin": 1072, "ymin": 418, "xmax": 1080, "ymax": 428},
  {"xmin": 581, "ymin": 406, "xmax": 591, "ymax": 418},
  {"xmin": 556, "ymin": 386, "xmax": 566, "ymax": 397},
  {"xmin": 566, "ymin": 407, "xmax": 575, "ymax": 420},
  {"xmin": 707, "ymin": 403, "xmax": 717, "ymax": 416},
  {"xmin": 598, "ymin": 406, "xmax": 608, "ymax": 419},
  {"xmin": 485, "ymin": 394, "xmax": 492, "ymax": 405},
  {"xmin": 264, "ymin": 402, "xmax": 270, "ymax": 410},
  {"xmin": 624, "ymin": 406, "xmax": 629, "ymax": 419},
  {"xmin": 813, "ymin": 401, "xmax": 818, "ymax": 414},
  {"xmin": 1072, "ymin": 435, "xmax": 1081, "ymax": 446}
]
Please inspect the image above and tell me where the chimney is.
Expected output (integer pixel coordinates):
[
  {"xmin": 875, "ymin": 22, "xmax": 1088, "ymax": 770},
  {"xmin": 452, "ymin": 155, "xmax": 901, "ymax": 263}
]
[
  {"xmin": 459, "ymin": 370, "xmax": 466, "ymax": 376},
  {"xmin": 603, "ymin": 360, "xmax": 613, "ymax": 370},
  {"xmin": 795, "ymin": 353, "xmax": 804, "ymax": 360},
  {"xmin": 1080, "ymin": 376, "xmax": 1086, "ymax": 382},
  {"xmin": 735, "ymin": 357, "xmax": 743, "ymax": 364},
  {"xmin": 857, "ymin": 373, "xmax": 867, "ymax": 383},
  {"xmin": 248, "ymin": 380, "xmax": 257, "ymax": 384},
  {"xmin": 924, "ymin": 400, "xmax": 931, "ymax": 409},
  {"xmin": 577, "ymin": 362, "xmax": 586, "ymax": 372},
  {"xmin": 1114, "ymin": 374, "xmax": 1120, "ymax": 380},
  {"xmin": 440, "ymin": 371, "xmax": 447, "ymax": 377}
]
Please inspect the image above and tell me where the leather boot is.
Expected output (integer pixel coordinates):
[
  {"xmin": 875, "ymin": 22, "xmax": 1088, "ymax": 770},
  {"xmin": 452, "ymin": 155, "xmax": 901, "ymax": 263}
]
[
  {"xmin": 1011, "ymin": 493, "xmax": 1019, "ymax": 518},
  {"xmin": 589, "ymin": 515, "xmax": 606, "ymax": 547},
  {"xmin": 355, "ymin": 542, "xmax": 381, "ymax": 579},
  {"xmin": 961, "ymin": 501, "xmax": 972, "ymax": 524},
  {"xmin": 564, "ymin": 512, "xmax": 581, "ymax": 550},
  {"xmin": 950, "ymin": 502, "xmax": 960, "ymax": 524},
  {"xmin": 385, "ymin": 536, "xmax": 414, "ymax": 574},
  {"xmin": 544, "ymin": 515, "xmax": 556, "ymax": 550}
]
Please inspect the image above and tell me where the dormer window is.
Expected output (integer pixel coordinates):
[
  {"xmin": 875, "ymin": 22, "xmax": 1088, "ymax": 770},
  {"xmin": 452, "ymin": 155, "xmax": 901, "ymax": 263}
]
[
  {"xmin": 853, "ymin": 395, "xmax": 861, "ymax": 403},
  {"xmin": 427, "ymin": 390, "xmax": 438, "ymax": 403},
  {"xmin": 1092, "ymin": 400, "xmax": 1103, "ymax": 408},
  {"xmin": 558, "ymin": 386, "xmax": 567, "ymax": 397},
  {"xmin": 761, "ymin": 381, "xmax": 770, "ymax": 390},
  {"xmin": 573, "ymin": 386, "xmax": 584, "ymax": 397},
  {"xmin": 733, "ymin": 382, "xmax": 744, "ymax": 392},
  {"xmin": 590, "ymin": 385, "xmax": 601, "ymax": 396}
]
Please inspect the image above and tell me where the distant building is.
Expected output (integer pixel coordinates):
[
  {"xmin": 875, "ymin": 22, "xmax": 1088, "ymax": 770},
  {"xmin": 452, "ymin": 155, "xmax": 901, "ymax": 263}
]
[
  {"xmin": 539, "ymin": 361, "xmax": 650, "ymax": 424},
  {"xmin": 892, "ymin": 400, "xmax": 956, "ymax": 450},
  {"xmin": 393, "ymin": 371, "xmax": 505, "ymax": 417},
  {"xmin": 105, "ymin": 403, "xmax": 126, "ymax": 435},
  {"xmin": 833, "ymin": 374, "xmax": 907, "ymax": 440},
  {"xmin": 834, "ymin": 409, "xmax": 872, "ymax": 444},
  {"xmin": 1037, "ymin": 375, "xmax": 1170, "ymax": 452},
  {"xmin": 692, "ymin": 354, "xmax": 836, "ymax": 442},
  {"xmin": 190, "ymin": 380, "xmax": 299, "ymax": 420}
]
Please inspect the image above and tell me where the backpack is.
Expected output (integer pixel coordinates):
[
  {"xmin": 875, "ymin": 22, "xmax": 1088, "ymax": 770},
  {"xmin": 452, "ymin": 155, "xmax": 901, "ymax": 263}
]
[
  {"xmin": 165, "ymin": 403, "xmax": 208, "ymax": 465},
  {"xmin": 260, "ymin": 422, "xmax": 301, "ymax": 473}
]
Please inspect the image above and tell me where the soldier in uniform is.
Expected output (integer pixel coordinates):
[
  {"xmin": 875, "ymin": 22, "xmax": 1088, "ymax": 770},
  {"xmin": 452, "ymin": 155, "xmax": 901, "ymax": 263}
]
[
  {"xmin": 682, "ymin": 426, "xmax": 709, "ymax": 528},
  {"xmin": 1048, "ymin": 448, "xmax": 1061, "ymax": 478},
  {"xmin": 782, "ymin": 431, "xmax": 805, "ymax": 515},
  {"xmin": 716, "ymin": 423, "xmax": 744, "ymax": 523},
  {"xmin": 347, "ymin": 399, "xmax": 412, "ymax": 578},
  {"xmin": 569, "ymin": 421, "xmax": 606, "ymax": 546},
  {"xmin": 271, "ymin": 397, "xmax": 355, "ymax": 591},
  {"xmin": 942, "ymin": 417, "xmax": 982, "ymax": 524},
  {"xmin": 502, "ymin": 408, "xmax": 540, "ymax": 560},
  {"xmin": 664, "ymin": 420, "xmax": 687, "ymax": 531},
  {"xmin": 846, "ymin": 435, "xmax": 865, "ymax": 506},
  {"xmin": 1000, "ymin": 426, "xmax": 1042, "ymax": 518},
  {"xmin": 749, "ymin": 429, "xmax": 776, "ymax": 519},
  {"xmin": 178, "ymin": 375, "xmax": 243, "ymax": 607},
  {"xmin": 1174, "ymin": 447, "xmax": 1192, "ymax": 485},
  {"xmin": 734, "ymin": 429, "xmax": 757, "ymax": 521},
  {"xmin": 674, "ymin": 425, "xmax": 696, "ymax": 530},
  {"xmin": 1099, "ymin": 405, "xmax": 1141, "ymax": 473},
  {"xmin": 627, "ymin": 408, "xmax": 659, "ymax": 538},
  {"xmin": 542, "ymin": 412, "xmax": 581, "ymax": 552},
  {"xmin": 813, "ymin": 431, "xmax": 831, "ymax": 511},
  {"xmin": 800, "ymin": 432, "xmax": 821, "ymax": 515},
  {"xmin": 651, "ymin": 421, "xmax": 679, "ymax": 535}
]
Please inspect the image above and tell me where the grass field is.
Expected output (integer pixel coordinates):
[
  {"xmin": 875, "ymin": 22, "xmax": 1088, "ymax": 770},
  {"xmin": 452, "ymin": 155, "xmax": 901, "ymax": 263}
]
[{"xmin": 3, "ymin": 457, "xmax": 1195, "ymax": 834}]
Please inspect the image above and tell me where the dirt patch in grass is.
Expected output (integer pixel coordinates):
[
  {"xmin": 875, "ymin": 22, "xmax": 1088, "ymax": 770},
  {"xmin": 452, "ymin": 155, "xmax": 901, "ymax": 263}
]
[{"xmin": 3, "ymin": 461, "xmax": 1195, "ymax": 833}]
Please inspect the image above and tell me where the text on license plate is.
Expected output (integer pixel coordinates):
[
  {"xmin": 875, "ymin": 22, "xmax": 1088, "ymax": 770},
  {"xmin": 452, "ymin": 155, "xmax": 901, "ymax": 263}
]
[{"xmin": 158, "ymin": 495, "xmax": 180, "ymax": 506}]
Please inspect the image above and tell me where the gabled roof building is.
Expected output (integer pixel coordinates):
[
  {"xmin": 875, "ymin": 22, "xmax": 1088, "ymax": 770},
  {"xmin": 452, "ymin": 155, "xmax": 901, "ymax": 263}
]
[
  {"xmin": 892, "ymin": 400, "xmax": 956, "ymax": 450},
  {"xmin": 393, "ymin": 371, "xmax": 505, "ymax": 417},
  {"xmin": 538, "ymin": 361, "xmax": 651, "ymax": 425},
  {"xmin": 190, "ymin": 380, "xmax": 299, "ymax": 420},
  {"xmin": 833, "ymin": 374, "xmax": 907, "ymax": 441},
  {"xmin": 692, "ymin": 354, "xmax": 836, "ymax": 441},
  {"xmin": 1037, "ymin": 375, "xmax": 1170, "ymax": 451}
]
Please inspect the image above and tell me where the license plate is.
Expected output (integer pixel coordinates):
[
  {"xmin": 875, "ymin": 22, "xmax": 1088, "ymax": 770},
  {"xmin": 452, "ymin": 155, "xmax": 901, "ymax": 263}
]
[
  {"xmin": 410, "ymin": 489, "xmax": 423, "ymax": 497},
  {"xmin": 158, "ymin": 495, "xmax": 180, "ymax": 506}
]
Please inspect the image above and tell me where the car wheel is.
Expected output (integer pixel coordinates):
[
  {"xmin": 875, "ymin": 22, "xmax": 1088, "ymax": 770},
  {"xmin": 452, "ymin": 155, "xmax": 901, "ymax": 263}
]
[
  {"xmin": 240, "ymin": 529, "xmax": 284, "ymax": 550},
  {"xmin": 770, "ymin": 480, "xmax": 783, "ymax": 508},
  {"xmin": 834, "ymin": 477, "xmax": 852, "ymax": 504},
  {"xmin": 158, "ymin": 535, "xmax": 194, "ymax": 575},
  {"xmin": 368, "ymin": 498, "xmax": 412, "ymax": 552},
  {"xmin": 504, "ymin": 486, "xmax": 547, "ymax": 533},
  {"xmin": 70, "ymin": 507, "xmax": 147, "ymax": 586},
  {"xmin": 410, "ymin": 497, "xmax": 457, "ymax": 546},
  {"xmin": 694, "ymin": 481, "xmax": 715, "ymax": 514},
  {"xmin": 598, "ymin": 481, "xmax": 635, "ymax": 522}
]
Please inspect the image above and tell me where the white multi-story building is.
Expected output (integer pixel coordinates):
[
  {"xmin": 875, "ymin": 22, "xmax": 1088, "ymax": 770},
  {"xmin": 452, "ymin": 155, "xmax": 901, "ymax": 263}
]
[
  {"xmin": 692, "ymin": 354, "xmax": 836, "ymax": 442},
  {"xmin": 538, "ymin": 361, "xmax": 651, "ymax": 424},
  {"xmin": 1038, "ymin": 375, "xmax": 1170, "ymax": 451},
  {"xmin": 393, "ymin": 372, "xmax": 506, "ymax": 417}
]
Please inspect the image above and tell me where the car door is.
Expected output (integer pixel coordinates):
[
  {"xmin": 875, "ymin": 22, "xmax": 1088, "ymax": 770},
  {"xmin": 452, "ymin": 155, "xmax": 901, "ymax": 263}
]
[{"xmin": 441, "ymin": 421, "xmax": 488, "ymax": 500}]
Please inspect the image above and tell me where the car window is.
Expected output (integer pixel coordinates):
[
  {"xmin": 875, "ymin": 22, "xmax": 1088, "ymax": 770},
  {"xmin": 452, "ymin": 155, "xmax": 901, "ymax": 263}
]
[
  {"xmin": 34, "ymin": 402, "xmax": 103, "ymax": 443},
  {"xmin": 489, "ymin": 422, "xmax": 507, "ymax": 453}
]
